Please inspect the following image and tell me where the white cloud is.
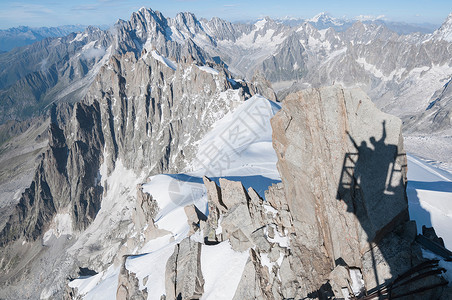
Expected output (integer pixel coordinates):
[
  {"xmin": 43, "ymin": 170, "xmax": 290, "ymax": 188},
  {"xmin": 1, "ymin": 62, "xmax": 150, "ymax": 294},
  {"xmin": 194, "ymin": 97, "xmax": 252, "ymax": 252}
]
[{"xmin": 355, "ymin": 14, "xmax": 386, "ymax": 21}]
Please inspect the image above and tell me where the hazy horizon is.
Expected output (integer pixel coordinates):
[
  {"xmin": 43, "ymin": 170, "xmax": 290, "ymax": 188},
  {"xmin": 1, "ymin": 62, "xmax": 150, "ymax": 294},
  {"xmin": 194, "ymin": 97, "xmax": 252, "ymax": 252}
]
[{"xmin": 0, "ymin": 0, "xmax": 450, "ymax": 30}]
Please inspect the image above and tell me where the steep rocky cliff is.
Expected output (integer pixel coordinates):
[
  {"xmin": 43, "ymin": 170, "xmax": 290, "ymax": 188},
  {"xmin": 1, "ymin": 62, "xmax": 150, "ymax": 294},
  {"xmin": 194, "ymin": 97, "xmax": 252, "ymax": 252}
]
[
  {"xmin": 268, "ymin": 85, "xmax": 417, "ymax": 297},
  {"xmin": 0, "ymin": 44, "xmax": 255, "ymax": 298},
  {"xmin": 64, "ymin": 86, "xmax": 449, "ymax": 300},
  {"xmin": 201, "ymin": 85, "xmax": 448, "ymax": 299}
]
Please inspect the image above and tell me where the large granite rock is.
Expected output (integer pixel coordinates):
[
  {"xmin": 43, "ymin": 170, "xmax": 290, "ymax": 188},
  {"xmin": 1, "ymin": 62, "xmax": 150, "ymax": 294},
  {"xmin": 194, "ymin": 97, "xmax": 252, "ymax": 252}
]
[
  {"xmin": 266, "ymin": 85, "xmax": 441, "ymax": 297},
  {"xmin": 201, "ymin": 177, "xmax": 291, "ymax": 299},
  {"xmin": 272, "ymin": 85, "xmax": 408, "ymax": 259},
  {"xmin": 165, "ymin": 238, "xmax": 204, "ymax": 300}
]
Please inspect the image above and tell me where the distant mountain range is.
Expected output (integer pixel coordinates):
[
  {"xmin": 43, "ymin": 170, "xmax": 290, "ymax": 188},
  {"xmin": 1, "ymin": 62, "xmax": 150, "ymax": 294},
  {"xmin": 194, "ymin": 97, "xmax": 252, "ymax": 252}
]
[
  {"xmin": 278, "ymin": 12, "xmax": 439, "ymax": 34},
  {"xmin": 0, "ymin": 13, "xmax": 440, "ymax": 53},
  {"xmin": 0, "ymin": 25, "xmax": 108, "ymax": 52}
]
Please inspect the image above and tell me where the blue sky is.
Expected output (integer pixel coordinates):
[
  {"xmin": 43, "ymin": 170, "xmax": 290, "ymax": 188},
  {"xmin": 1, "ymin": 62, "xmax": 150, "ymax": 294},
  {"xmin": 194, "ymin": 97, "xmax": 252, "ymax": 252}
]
[{"xmin": 0, "ymin": 0, "xmax": 451, "ymax": 29}]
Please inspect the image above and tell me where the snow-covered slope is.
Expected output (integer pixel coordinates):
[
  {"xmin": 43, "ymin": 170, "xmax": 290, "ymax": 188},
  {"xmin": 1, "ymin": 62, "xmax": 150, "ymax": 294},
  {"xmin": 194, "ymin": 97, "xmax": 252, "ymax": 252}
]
[
  {"xmin": 143, "ymin": 95, "xmax": 281, "ymax": 240},
  {"xmin": 407, "ymin": 154, "xmax": 452, "ymax": 249},
  {"xmin": 432, "ymin": 12, "xmax": 452, "ymax": 42},
  {"xmin": 68, "ymin": 95, "xmax": 281, "ymax": 299},
  {"xmin": 67, "ymin": 92, "xmax": 452, "ymax": 299},
  {"xmin": 407, "ymin": 154, "xmax": 452, "ymax": 286}
]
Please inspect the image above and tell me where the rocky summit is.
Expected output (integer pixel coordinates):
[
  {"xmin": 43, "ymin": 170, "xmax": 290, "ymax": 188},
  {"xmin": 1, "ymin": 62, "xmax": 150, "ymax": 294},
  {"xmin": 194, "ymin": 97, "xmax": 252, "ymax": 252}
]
[{"xmin": 0, "ymin": 6, "xmax": 452, "ymax": 300}]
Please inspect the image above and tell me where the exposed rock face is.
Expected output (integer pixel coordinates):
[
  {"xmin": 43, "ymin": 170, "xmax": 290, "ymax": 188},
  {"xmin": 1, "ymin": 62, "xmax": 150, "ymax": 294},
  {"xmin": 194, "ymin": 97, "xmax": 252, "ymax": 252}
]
[
  {"xmin": 0, "ymin": 117, "xmax": 49, "ymax": 244},
  {"xmin": 0, "ymin": 101, "xmax": 104, "ymax": 246},
  {"xmin": 116, "ymin": 255, "xmax": 148, "ymax": 300},
  {"xmin": 84, "ymin": 51, "xmax": 251, "ymax": 175},
  {"xmin": 272, "ymin": 85, "xmax": 408, "ymax": 258},
  {"xmin": 250, "ymin": 72, "xmax": 278, "ymax": 101},
  {"xmin": 134, "ymin": 183, "xmax": 159, "ymax": 230},
  {"xmin": 0, "ymin": 42, "xmax": 251, "ymax": 298},
  {"xmin": 165, "ymin": 238, "xmax": 204, "ymax": 300},
  {"xmin": 202, "ymin": 177, "xmax": 291, "ymax": 299},
  {"xmin": 184, "ymin": 204, "xmax": 206, "ymax": 236},
  {"xmin": 266, "ymin": 85, "xmax": 443, "ymax": 297},
  {"xmin": 260, "ymin": 32, "xmax": 307, "ymax": 82}
]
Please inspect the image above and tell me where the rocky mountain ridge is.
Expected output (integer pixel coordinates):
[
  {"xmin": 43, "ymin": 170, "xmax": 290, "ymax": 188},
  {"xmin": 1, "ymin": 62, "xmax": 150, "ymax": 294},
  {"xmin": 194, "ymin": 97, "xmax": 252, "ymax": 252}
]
[
  {"xmin": 0, "ymin": 6, "xmax": 451, "ymax": 299},
  {"xmin": 0, "ymin": 39, "xmax": 258, "ymax": 298},
  {"xmin": 2, "ymin": 7, "xmax": 452, "ymax": 125},
  {"xmin": 66, "ymin": 85, "xmax": 450, "ymax": 299},
  {"xmin": 0, "ymin": 25, "xmax": 91, "ymax": 52}
]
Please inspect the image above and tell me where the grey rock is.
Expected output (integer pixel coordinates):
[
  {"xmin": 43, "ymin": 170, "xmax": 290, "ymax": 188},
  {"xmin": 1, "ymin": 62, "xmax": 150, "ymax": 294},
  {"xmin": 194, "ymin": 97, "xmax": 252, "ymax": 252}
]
[
  {"xmin": 328, "ymin": 265, "xmax": 352, "ymax": 298},
  {"xmin": 232, "ymin": 258, "xmax": 264, "ymax": 300},
  {"xmin": 218, "ymin": 178, "xmax": 249, "ymax": 209},
  {"xmin": 134, "ymin": 183, "xmax": 159, "ymax": 230},
  {"xmin": 216, "ymin": 178, "xmax": 271, "ymax": 252},
  {"xmin": 0, "ymin": 101, "xmax": 104, "ymax": 247},
  {"xmin": 203, "ymin": 176, "xmax": 226, "ymax": 212},
  {"xmin": 117, "ymin": 255, "xmax": 148, "ymax": 300},
  {"xmin": 250, "ymin": 72, "xmax": 278, "ymax": 101},
  {"xmin": 184, "ymin": 204, "xmax": 206, "ymax": 236},
  {"xmin": 165, "ymin": 238, "xmax": 204, "ymax": 300},
  {"xmin": 271, "ymin": 85, "xmax": 408, "ymax": 264},
  {"xmin": 265, "ymin": 183, "xmax": 293, "ymax": 232},
  {"xmin": 220, "ymin": 203, "xmax": 255, "ymax": 252},
  {"xmin": 201, "ymin": 177, "xmax": 224, "ymax": 243}
]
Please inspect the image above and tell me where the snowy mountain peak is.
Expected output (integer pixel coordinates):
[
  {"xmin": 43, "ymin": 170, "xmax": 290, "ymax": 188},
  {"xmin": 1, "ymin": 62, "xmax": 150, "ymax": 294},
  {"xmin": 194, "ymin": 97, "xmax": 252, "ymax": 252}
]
[
  {"xmin": 307, "ymin": 12, "xmax": 332, "ymax": 23},
  {"xmin": 253, "ymin": 16, "xmax": 278, "ymax": 30},
  {"xmin": 306, "ymin": 12, "xmax": 350, "ymax": 30},
  {"xmin": 433, "ymin": 12, "xmax": 452, "ymax": 41},
  {"xmin": 310, "ymin": 12, "xmax": 344, "ymax": 25},
  {"xmin": 254, "ymin": 18, "xmax": 268, "ymax": 30},
  {"xmin": 131, "ymin": 6, "xmax": 165, "ymax": 27}
]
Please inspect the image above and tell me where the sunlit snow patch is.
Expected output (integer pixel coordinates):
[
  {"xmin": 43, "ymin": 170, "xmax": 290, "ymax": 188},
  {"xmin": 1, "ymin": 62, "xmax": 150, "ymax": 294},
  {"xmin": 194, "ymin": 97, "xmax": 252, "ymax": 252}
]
[
  {"xmin": 197, "ymin": 65, "xmax": 219, "ymax": 75},
  {"xmin": 407, "ymin": 154, "xmax": 452, "ymax": 249},
  {"xmin": 200, "ymin": 242, "xmax": 249, "ymax": 300},
  {"xmin": 141, "ymin": 95, "xmax": 281, "ymax": 239},
  {"xmin": 151, "ymin": 50, "xmax": 177, "ymax": 70},
  {"xmin": 68, "ymin": 95, "xmax": 281, "ymax": 299}
]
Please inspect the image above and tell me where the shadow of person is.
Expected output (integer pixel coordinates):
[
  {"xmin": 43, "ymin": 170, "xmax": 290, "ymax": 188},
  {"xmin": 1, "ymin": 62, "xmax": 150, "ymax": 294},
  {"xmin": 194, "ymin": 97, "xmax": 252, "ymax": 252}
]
[
  {"xmin": 342, "ymin": 121, "xmax": 408, "ymax": 238},
  {"xmin": 333, "ymin": 121, "xmax": 443, "ymax": 299},
  {"xmin": 346, "ymin": 121, "xmax": 399, "ymax": 201}
]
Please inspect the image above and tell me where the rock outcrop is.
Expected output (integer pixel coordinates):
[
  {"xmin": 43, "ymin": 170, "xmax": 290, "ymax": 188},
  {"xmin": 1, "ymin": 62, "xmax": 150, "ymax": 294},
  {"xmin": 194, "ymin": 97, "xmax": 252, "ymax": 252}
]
[
  {"xmin": 201, "ymin": 177, "xmax": 291, "ymax": 299},
  {"xmin": 194, "ymin": 85, "xmax": 449, "ymax": 299},
  {"xmin": 265, "ymin": 85, "xmax": 446, "ymax": 298},
  {"xmin": 116, "ymin": 255, "xmax": 148, "ymax": 300},
  {"xmin": 165, "ymin": 238, "xmax": 204, "ymax": 300},
  {"xmin": 272, "ymin": 85, "xmax": 408, "ymax": 263}
]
